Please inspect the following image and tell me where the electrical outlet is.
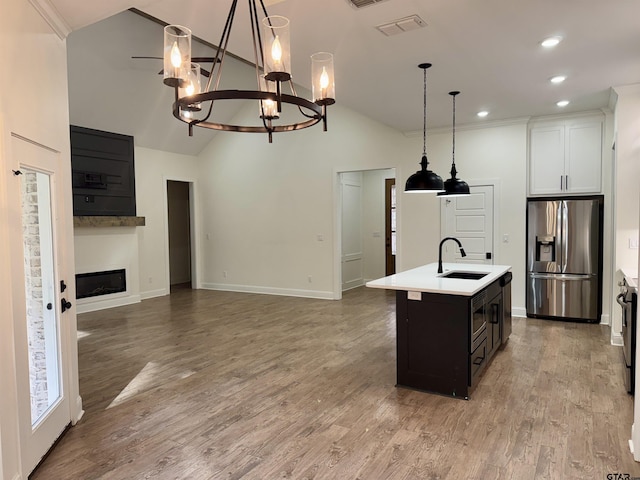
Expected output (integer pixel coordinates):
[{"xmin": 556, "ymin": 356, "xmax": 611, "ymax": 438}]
[
  {"xmin": 223, "ymin": 271, "xmax": 228, "ymax": 278},
  {"xmin": 148, "ymin": 276, "xmax": 152, "ymax": 284},
  {"xmin": 308, "ymin": 275, "xmax": 312, "ymax": 283},
  {"xmin": 630, "ymin": 237, "xmax": 639, "ymax": 249}
]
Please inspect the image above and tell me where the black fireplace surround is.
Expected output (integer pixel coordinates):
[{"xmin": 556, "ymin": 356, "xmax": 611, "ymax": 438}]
[{"xmin": 76, "ymin": 269, "xmax": 126, "ymax": 299}]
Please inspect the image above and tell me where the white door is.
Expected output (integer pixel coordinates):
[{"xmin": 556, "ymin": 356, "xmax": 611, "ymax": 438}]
[
  {"xmin": 341, "ymin": 172, "xmax": 363, "ymax": 291},
  {"xmin": 10, "ymin": 136, "xmax": 72, "ymax": 476},
  {"xmin": 440, "ymin": 185, "xmax": 494, "ymax": 265}
]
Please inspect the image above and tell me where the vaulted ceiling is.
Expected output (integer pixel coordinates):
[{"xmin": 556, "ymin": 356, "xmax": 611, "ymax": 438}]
[{"xmin": 61, "ymin": 0, "xmax": 640, "ymax": 155}]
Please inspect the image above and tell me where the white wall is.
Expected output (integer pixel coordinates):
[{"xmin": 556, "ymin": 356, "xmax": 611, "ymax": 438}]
[
  {"xmin": 195, "ymin": 99, "xmax": 406, "ymax": 298},
  {"xmin": 0, "ymin": 1, "xmax": 79, "ymax": 478},
  {"xmin": 135, "ymin": 146, "xmax": 201, "ymax": 297},
  {"xmin": 612, "ymin": 86, "xmax": 640, "ymax": 280}
]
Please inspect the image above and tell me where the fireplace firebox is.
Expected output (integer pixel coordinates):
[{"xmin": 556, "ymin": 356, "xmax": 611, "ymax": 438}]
[{"xmin": 76, "ymin": 269, "xmax": 126, "ymax": 299}]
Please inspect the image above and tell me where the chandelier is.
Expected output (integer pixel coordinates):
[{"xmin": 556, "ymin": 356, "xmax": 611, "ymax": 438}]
[{"xmin": 163, "ymin": 0, "xmax": 335, "ymax": 143}]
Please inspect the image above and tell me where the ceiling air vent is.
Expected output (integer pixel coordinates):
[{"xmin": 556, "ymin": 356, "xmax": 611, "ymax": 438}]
[
  {"xmin": 376, "ymin": 15, "xmax": 426, "ymax": 36},
  {"xmin": 346, "ymin": 0, "xmax": 389, "ymax": 9}
]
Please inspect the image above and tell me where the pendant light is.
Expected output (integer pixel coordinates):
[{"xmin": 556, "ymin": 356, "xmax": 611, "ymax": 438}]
[
  {"xmin": 405, "ymin": 63, "xmax": 444, "ymax": 193},
  {"xmin": 438, "ymin": 91, "xmax": 470, "ymax": 197}
]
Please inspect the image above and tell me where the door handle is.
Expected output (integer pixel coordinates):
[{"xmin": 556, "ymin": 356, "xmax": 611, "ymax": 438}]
[
  {"xmin": 61, "ymin": 298, "xmax": 72, "ymax": 312},
  {"xmin": 46, "ymin": 302, "xmax": 53, "ymax": 310},
  {"xmin": 485, "ymin": 252, "xmax": 492, "ymax": 260}
]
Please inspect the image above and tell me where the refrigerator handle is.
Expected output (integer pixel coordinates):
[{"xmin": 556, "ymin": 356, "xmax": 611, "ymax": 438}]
[
  {"xmin": 561, "ymin": 200, "xmax": 569, "ymax": 273},
  {"xmin": 530, "ymin": 273, "xmax": 593, "ymax": 280}
]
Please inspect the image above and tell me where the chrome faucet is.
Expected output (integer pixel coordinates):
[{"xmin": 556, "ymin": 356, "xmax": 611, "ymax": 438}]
[{"xmin": 438, "ymin": 237, "xmax": 467, "ymax": 273}]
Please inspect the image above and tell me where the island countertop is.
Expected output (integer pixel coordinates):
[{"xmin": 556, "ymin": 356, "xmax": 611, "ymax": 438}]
[{"xmin": 366, "ymin": 262, "xmax": 511, "ymax": 296}]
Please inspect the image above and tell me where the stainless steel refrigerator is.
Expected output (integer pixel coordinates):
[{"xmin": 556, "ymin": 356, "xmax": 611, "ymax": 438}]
[{"xmin": 526, "ymin": 196, "xmax": 603, "ymax": 322}]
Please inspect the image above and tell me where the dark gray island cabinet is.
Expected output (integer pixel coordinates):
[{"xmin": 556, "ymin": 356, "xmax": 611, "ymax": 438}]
[{"xmin": 367, "ymin": 263, "xmax": 512, "ymax": 400}]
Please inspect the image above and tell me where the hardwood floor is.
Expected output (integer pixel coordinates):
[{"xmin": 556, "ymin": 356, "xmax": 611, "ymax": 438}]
[{"xmin": 31, "ymin": 287, "xmax": 639, "ymax": 479}]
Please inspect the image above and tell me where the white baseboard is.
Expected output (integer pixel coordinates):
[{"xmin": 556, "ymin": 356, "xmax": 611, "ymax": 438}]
[
  {"xmin": 201, "ymin": 282, "xmax": 335, "ymax": 300},
  {"xmin": 600, "ymin": 313, "xmax": 611, "ymax": 326},
  {"xmin": 611, "ymin": 332, "xmax": 623, "ymax": 346},
  {"xmin": 512, "ymin": 306, "xmax": 527, "ymax": 318},
  {"xmin": 73, "ymin": 395, "xmax": 85, "ymax": 424},
  {"xmin": 76, "ymin": 294, "xmax": 141, "ymax": 313},
  {"xmin": 141, "ymin": 288, "xmax": 169, "ymax": 300}
]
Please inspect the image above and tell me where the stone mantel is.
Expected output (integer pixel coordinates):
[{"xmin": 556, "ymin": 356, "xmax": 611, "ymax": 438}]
[{"xmin": 73, "ymin": 216, "xmax": 146, "ymax": 228}]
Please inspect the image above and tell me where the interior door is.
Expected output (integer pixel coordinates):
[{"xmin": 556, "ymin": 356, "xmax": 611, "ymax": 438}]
[
  {"xmin": 341, "ymin": 172, "xmax": 363, "ymax": 291},
  {"xmin": 11, "ymin": 136, "xmax": 72, "ymax": 476},
  {"xmin": 385, "ymin": 178, "xmax": 396, "ymax": 276},
  {"xmin": 440, "ymin": 185, "xmax": 494, "ymax": 265}
]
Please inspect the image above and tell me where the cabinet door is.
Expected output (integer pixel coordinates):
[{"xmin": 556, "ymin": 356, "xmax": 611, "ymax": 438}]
[
  {"xmin": 529, "ymin": 125, "xmax": 565, "ymax": 195},
  {"xmin": 565, "ymin": 122, "xmax": 602, "ymax": 194}
]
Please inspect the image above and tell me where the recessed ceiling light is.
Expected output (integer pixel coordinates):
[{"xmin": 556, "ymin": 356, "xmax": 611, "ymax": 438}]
[
  {"xmin": 550, "ymin": 75, "xmax": 566, "ymax": 84},
  {"xmin": 541, "ymin": 36, "xmax": 562, "ymax": 48},
  {"xmin": 477, "ymin": 111, "xmax": 489, "ymax": 118},
  {"xmin": 556, "ymin": 100, "xmax": 570, "ymax": 107}
]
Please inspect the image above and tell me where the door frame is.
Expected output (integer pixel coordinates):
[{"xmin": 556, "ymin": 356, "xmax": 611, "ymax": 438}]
[
  {"xmin": 385, "ymin": 178, "xmax": 396, "ymax": 276},
  {"xmin": 163, "ymin": 176, "xmax": 199, "ymax": 291},
  {"xmin": 333, "ymin": 167, "xmax": 396, "ymax": 300},
  {"xmin": 5, "ymin": 132, "xmax": 83, "ymax": 478},
  {"xmin": 440, "ymin": 179, "xmax": 501, "ymax": 264}
]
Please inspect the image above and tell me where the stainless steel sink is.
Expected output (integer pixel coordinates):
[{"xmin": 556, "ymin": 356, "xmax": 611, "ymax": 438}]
[{"xmin": 440, "ymin": 271, "xmax": 489, "ymax": 280}]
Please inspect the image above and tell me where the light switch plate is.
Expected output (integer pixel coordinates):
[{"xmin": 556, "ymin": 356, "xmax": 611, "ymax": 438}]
[{"xmin": 408, "ymin": 291, "xmax": 421, "ymax": 301}]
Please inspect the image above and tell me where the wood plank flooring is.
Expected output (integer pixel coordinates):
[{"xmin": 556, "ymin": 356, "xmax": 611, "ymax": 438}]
[{"xmin": 31, "ymin": 286, "xmax": 640, "ymax": 479}]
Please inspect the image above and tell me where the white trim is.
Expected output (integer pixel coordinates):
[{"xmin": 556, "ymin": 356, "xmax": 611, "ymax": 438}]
[
  {"xmin": 72, "ymin": 396, "xmax": 84, "ymax": 425},
  {"xmin": 201, "ymin": 283, "xmax": 335, "ymax": 300},
  {"xmin": 404, "ymin": 116, "xmax": 531, "ymax": 137},
  {"xmin": 512, "ymin": 307, "xmax": 527, "ymax": 318},
  {"xmin": 333, "ymin": 167, "xmax": 397, "ymax": 301},
  {"xmin": 140, "ymin": 288, "xmax": 169, "ymax": 300},
  {"xmin": 163, "ymin": 177, "xmax": 200, "ymax": 293},
  {"xmin": 28, "ymin": 0, "xmax": 72, "ymax": 40},
  {"xmin": 75, "ymin": 294, "xmax": 141, "ymax": 314}
]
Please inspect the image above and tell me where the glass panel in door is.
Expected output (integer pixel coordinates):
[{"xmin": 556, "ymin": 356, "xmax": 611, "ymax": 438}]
[{"xmin": 20, "ymin": 168, "xmax": 61, "ymax": 426}]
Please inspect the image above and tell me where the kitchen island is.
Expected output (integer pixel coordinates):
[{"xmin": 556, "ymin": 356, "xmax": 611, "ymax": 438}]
[{"xmin": 367, "ymin": 263, "xmax": 512, "ymax": 399}]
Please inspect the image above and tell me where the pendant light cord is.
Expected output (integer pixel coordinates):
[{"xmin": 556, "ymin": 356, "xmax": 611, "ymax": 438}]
[
  {"xmin": 451, "ymin": 93, "xmax": 456, "ymax": 166},
  {"xmin": 422, "ymin": 67, "xmax": 427, "ymax": 156}
]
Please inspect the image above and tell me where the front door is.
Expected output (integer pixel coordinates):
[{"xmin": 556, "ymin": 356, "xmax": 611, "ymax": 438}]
[
  {"xmin": 440, "ymin": 185, "xmax": 494, "ymax": 265},
  {"xmin": 10, "ymin": 135, "xmax": 72, "ymax": 476}
]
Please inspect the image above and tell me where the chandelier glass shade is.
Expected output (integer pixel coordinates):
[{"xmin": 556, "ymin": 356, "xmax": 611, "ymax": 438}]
[
  {"xmin": 162, "ymin": 0, "xmax": 335, "ymax": 143},
  {"xmin": 405, "ymin": 63, "xmax": 444, "ymax": 193},
  {"xmin": 438, "ymin": 91, "xmax": 470, "ymax": 197}
]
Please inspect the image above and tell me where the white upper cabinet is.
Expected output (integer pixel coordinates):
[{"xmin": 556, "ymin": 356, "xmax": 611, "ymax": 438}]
[{"xmin": 528, "ymin": 115, "xmax": 603, "ymax": 196}]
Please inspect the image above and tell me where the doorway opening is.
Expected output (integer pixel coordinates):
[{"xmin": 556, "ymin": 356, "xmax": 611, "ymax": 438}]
[
  {"xmin": 166, "ymin": 180, "xmax": 193, "ymax": 292},
  {"xmin": 338, "ymin": 168, "xmax": 395, "ymax": 295}
]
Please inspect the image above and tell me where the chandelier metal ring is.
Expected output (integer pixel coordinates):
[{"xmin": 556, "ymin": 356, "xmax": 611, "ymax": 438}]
[{"xmin": 174, "ymin": 90, "xmax": 326, "ymax": 133}]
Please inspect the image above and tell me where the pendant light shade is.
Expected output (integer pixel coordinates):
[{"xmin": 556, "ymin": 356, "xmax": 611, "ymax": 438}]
[
  {"xmin": 405, "ymin": 63, "xmax": 444, "ymax": 193},
  {"xmin": 438, "ymin": 91, "xmax": 470, "ymax": 197}
]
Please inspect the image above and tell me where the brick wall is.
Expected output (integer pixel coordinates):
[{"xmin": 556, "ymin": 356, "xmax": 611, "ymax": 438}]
[{"xmin": 21, "ymin": 171, "xmax": 50, "ymax": 422}]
